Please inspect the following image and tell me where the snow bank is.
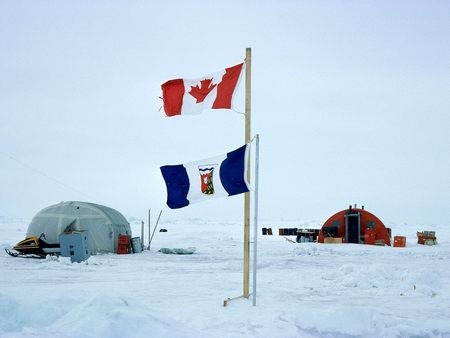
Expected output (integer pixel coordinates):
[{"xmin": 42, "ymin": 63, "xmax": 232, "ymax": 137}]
[{"xmin": 0, "ymin": 293, "xmax": 203, "ymax": 338}]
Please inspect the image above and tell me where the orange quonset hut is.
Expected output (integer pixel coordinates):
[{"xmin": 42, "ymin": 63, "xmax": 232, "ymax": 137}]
[{"xmin": 318, "ymin": 206, "xmax": 391, "ymax": 245}]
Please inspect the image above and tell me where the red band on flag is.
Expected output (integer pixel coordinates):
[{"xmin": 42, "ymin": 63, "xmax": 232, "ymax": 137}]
[
  {"xmin": 212, "ymin": 63, "xmax": 244, "ymax": 109},
  {"xmin": 161, "ymin": 79, "xmax": 185, "ymax": 116}
]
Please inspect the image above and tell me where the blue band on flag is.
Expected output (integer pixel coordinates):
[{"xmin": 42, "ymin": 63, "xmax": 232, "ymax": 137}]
[
  {"xmin": 160, "ymin": 165, "xmax": 190, "ymax": 209},
  {"xmin": 220, "ymin": 145, "xmax": 249, "ymax": 196}
]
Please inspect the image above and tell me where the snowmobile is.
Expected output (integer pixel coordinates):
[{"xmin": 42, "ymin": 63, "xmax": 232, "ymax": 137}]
[{"xmin": 5, "ymin": 234, "xmax": 60, "ymax": 258}]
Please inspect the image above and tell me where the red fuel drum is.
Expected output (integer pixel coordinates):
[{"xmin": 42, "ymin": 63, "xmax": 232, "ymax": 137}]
[{"xmin": 318, "ymin": 208, "xmax": 391, "ymax": 246}]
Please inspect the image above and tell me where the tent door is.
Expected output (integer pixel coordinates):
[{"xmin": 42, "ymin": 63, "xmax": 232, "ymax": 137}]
[{"xmin": 345, "ymin": 213, "xmax": 360, "ymax": 243}]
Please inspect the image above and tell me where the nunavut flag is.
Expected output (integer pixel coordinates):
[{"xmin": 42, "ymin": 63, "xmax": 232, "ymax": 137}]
[
  {"xmin": 160, "ymin": 144, "xmax": 249, "ymax": 209},
  {"xmin": 161, "ymin": 63, "xmax": 244, "ymax": 117}
]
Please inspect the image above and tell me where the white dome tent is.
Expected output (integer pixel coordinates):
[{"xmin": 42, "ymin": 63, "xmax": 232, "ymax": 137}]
[{"xmin": 26, "ymin": 201, "xmax": 132, "ymax": 254}]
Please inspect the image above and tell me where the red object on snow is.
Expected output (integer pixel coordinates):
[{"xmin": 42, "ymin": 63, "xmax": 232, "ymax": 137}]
[
  {"xmin": 393, "ymin": 236, "xmax": 406, "ymax": 247},
  {"xmin": 117, "ymin": 235, "xmax": 130, "ymax": 254},
  {"xmin": 318, "ymin": 207, "xmax": 391, "ymax": 246}
]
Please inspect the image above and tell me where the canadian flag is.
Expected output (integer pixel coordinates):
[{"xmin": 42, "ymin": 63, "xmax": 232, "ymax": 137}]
[{"xmin": 161, "ymin": 63, "xmax": 244, "ymax": 117}]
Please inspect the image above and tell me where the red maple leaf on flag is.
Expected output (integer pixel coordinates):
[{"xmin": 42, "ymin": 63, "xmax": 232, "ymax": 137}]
[{"xmin": 189, "ymin": 79, "xmax": 217, "ymax": 103}]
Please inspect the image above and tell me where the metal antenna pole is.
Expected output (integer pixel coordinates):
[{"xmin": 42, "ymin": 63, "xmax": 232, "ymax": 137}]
[
  {"xmin": 141, "ymin": 221, "xmax": 144, "ymax": 247},
  {"xmin": 148, "ymin": 209, "xmax": 151, "ymax": 250},
  {"xmin": 149, "ymin": 209, "xmax": 163, "ymax": 250},
  {"xmin": 252, "ymin": 134, "xmax": 260, "ymax": 306}
]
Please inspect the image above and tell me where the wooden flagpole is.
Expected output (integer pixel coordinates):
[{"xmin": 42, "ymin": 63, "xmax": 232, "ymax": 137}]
[
  {"xmin": 223, "ymin": 48, "xmax": 252, "ymax": 306},
  {"xmin": 243, "ymin": 47, "xmax": 251, "ymax": 298}
]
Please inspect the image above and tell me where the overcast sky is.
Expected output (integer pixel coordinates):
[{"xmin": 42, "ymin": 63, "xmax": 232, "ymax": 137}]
[{"xmin": 1, "ymin": 1, "xmax": 449, "ymax": 226}]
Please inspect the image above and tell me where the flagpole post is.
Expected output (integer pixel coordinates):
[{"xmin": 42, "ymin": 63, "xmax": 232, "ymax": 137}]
[
  {"xmin": 141, "ymin": 221, "xmax": 144, "ymax": 248},
  {"xmin": 148, "ymin": 209, "xmax": 151, "ymax": 250},
  {"xmin": 243, "ymin": 47, "xmax": 252, "ymax": 298},
  {"xmin": 252, "ymin": 134, "xmax": 260, "ymax": 306}
]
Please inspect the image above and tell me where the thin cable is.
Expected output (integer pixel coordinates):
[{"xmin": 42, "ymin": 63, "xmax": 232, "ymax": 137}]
[
  {"xmin": 232, "ymin": 109, "xmax": 245, "ymax": 116},
  {"xmin": 0, "ymin": 151, "xmax": 100, "ymax": 202}
]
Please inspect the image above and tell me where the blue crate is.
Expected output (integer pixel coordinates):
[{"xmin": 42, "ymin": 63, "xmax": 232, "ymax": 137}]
[{"xmin": 59, "ymin": 231, "xmax": 91, "ymax": 263}]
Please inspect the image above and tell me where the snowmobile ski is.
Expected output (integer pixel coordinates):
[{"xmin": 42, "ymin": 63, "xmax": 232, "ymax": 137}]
[{"xmin": 4, "ymin": 248, "xmax": 46, "ymax": 259}]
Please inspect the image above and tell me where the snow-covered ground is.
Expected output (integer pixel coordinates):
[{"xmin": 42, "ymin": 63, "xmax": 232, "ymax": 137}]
[{"xmin": 1, "ymin": 217, "xmax": 449, "ymax": 338}]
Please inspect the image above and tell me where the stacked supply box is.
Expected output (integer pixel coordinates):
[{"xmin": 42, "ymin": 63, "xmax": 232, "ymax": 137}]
[
  {"xmin": 324, "ymin": 237, "xmax": 343, "ymax": 244},
  {"xmin": 278, "ymin": 228, "xmax": 298, "ymax": 236},
  {"xmin": 59, "ymin": 231, "xmax": 90, "ymax": 263},
  {"xmin": 417, "ymin": 231, "xmax": 437, "ymax": 245},
  {"xmin": 296, "ymin": 229, "xmax": 319, "ymax": 243},
  {"xmin": 118, "ymin": 235, "xmax": 131, "ymax": 254},
  {"xmin": 394, "ymin": 236, "xmax": 406, "ymax": 247},
  {"xmin": 261, "ymin": 228, "xmax": 273, "ymax": 235},
  {"xmin": 375, "ymin": 239, "xmax": 386, "ymax": 246}
]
